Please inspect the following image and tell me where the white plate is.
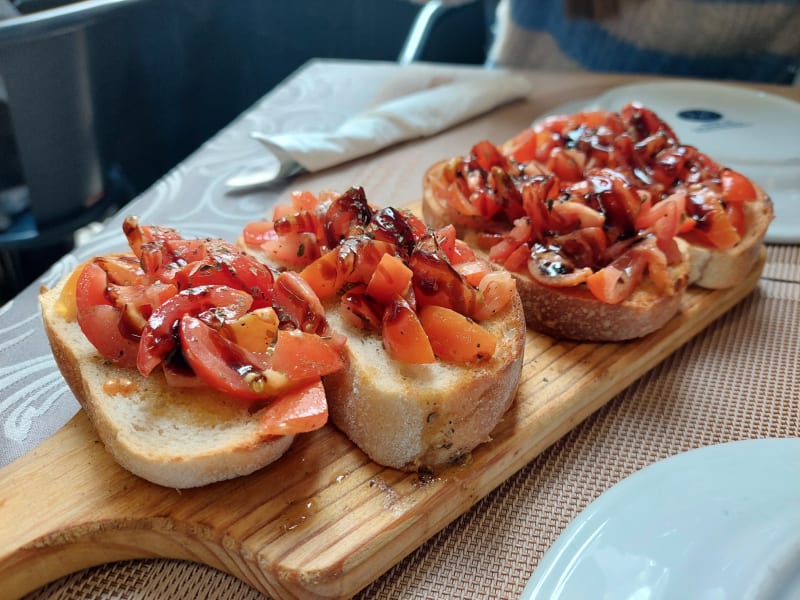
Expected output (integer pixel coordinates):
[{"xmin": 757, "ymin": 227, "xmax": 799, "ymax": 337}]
[
  {"xmin": 539, "ymin": 81, "xmax": 800, "ymax": 243},
  {"xmin": 521, "ymin": 438, "xmax": 800, "ymax": 600}
]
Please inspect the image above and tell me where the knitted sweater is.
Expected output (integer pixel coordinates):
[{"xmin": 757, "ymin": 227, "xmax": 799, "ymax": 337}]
[{"xmin": 488, "ymin": 0, "xmax": 800, "ymax": 84}]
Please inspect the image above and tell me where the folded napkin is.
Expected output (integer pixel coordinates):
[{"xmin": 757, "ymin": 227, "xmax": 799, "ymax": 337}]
[{"xmin": 226, "ymin": 72, "xmax": 531, "ymax": 190}]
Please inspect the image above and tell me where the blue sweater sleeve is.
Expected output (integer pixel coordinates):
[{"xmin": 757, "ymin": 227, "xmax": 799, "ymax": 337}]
[{"xmin": 490, "ymin": 0, "xmax": 800, "ymax": 84}]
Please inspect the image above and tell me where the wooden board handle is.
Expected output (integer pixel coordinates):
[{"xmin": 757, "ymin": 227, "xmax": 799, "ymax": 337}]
[{"xmin": 0, "ymin": 416, "xmax": 196, "ymax": 598}]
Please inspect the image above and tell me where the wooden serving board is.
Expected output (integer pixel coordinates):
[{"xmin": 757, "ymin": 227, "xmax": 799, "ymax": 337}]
[{"xmin": 0, "ymin": 250, "xmax": 766, "ymax": 600}]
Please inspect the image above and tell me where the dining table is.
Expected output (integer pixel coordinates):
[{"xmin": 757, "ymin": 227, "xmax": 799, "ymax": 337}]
[{"xmin": 1, "ymin": 58, "xmax": 799, "ymax": 600}]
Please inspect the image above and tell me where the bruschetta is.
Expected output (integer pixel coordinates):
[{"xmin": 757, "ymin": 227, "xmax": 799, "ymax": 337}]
[
  {"xmin": 240, "ymin": 186, "xmax": 527, "ymax": 471},
  {"xmin": 40, "ymin": 217, "xmax": 346, "ymax": 488},
  {"xmin": 422, "ymin": 102, "xmax": 773, "ymax": 340}
]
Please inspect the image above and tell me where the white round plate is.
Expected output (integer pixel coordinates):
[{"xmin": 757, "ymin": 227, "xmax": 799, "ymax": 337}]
[
  {"xmin": 539, "ymin": 80, "xmax": 800, "ymax": 243},
  {"xmin": 522, "ymin": 438, "xmax": 800, "ymax": 600}
]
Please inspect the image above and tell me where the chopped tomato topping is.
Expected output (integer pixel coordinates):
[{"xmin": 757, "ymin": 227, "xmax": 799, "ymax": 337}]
[
  {"xmin": 471, "ymin": 140, "xmax": 508, "ymax": 172},
  {"xmin": 178, "ymin": 315, "xmax": 274, "ymax": 401},
  {"xmin": 426, "ymin": 101, "xmax": 761, "ymax": 303},
  {"xmin": 472, "ymin": 271, "xmax": 516, "ymax": 321},
  {"xmin": 242, "ymin": 220, "xmax": 276, "ymax": 248},
  {"xmin": 137, "ymin": 285, "xmax": 253, "ymax": 376},
  {"xmin": 299, "ymin": 247, "xmax": 342, "ymax": 299},
  {"xmin": 721, "ymin": 168, "xmax": 756, "ymax": 203},
  {"xmin": 365, "ymin": 253, "xmax": 413, "ymax": 305},
  {"xmin": 419, "ymin": 305, "xmax": 497, "ymax": 363},
  {"xmin": 75, "ymin": 261, "xmax": 140, "ymax": 368},
  {"xmin": 382, "ymin": 296, "xmax": 435, "ymax": 364},
  {"xmin": 260, "ymin": 379, "xmax": 328, "ymax": 436},
  {"xmin": 585, "ymin": 253, "xmax": 647, "ymax": 304},
  {"xmin": 260, "ymin": 231, "xmax": 321, "ymax": 268},
  {"xmin": 223, "ymin": 307, "xmax": 280, "ymax": 353},
  {"xmin": 269, "ymin": 329, "xmax": 345, "ymax": 383},
  {"xmin": 272, "ymin": 271, "xmax": 328, "ymax": 335}
]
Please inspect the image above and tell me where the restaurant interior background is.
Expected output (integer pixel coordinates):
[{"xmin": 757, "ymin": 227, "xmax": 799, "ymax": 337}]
[{"xmin": 0, "ymin": 0, "xmax": 493, "ymax": 303}]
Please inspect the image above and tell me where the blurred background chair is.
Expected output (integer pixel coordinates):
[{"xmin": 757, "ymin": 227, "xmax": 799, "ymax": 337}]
[
  {"xmin": 0, "ymin": 0, "xmax": 490, "ymax": 302},
  {"xmin": 398, "ymin": 0, "xmax": 494, "ymax": 65},
  {"xmin": 0, "ymin": 0, "xmax": 154, "ymax": 297}
]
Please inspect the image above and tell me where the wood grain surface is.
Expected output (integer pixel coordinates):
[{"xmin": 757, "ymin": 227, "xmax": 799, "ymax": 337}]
[{"xmin": 0, "ymin": 250, "xmax": 766, "ymax": 600}]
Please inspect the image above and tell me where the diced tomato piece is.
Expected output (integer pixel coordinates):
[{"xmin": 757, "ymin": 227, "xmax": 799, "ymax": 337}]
[
  {"xmin": 471, "ymin": 140, "xmax": 507, "ymax": 172},
  {"xmin": 546, "ymin": 147, "xmax": 585, "ymax": 182},
  {"xmin": 122, "ymin": 216, "xmax": 181, "ymax": 259},
  {"xmin": 503, "ymin": 127, "xmax": 538, "ymax": 163},
  {"xmin": 409, "ymin": 239, "xmax": 478, "ymax": 316},
  {"xmin": 340, "ymin": 285, "xmax": 383, "ymax": 330},
  {"xmin": 76, "ymin": 261, "xmax": 111, "ymax": 314},
  {"xmin": 272, "ymin": 203, "xmax": 296, "ymax": 220},
  {"xmin": 179, "ymin": 315, "xmax": 276, "ymax": 402},
  {"xmin": 336, "ymin": 237, "xmax": 396, "ymax": 285},
  {"xmin": 434, "ymin": 225, "xmax": 478, "ymax": 265},
  {"xmin": 585, "ymin": 254, "xmax": 647, "ymax": 304},
  {"xmin": 290, "ymin": 189, "xmax": 322, "ymax": 211},
  {"xmin": 74, "ymin": 261, "xmax": 140, "ymax": 368},
  {"xmin": 242, "ymin": 220, "xmax": 277, "ymax": 248},
  {"xmin": 269, "ymin": 329, "xmax": 345, "ymax": 383},
  {"xmin": 365, "ymin": 253, "xmax": 413, "ymax": 305},
  {"xmin": 93, "ymin": 254, "xmax": 148, "ymax": 287},
  {"xmin": 488, "ymin": 237, "xmax": 520, "ymax": 263},
  {"xmin": 324, "ymin": 186, "xmax": 373, "ymax": 247},
  {"xmin": 504, "ymin": 243, "xmax": 531, "ymax": 273},
  {"xmin": 260, "ymin": 379, "xmax": 329, "ymax": 436},
  {"xmin": 444, "ymin": 180, "xmax": 481, "ymax": 217},
  {"xmin": 454, "ymin": 259, "xmax": 491, "ymax": 287},
  {"xmin": 260, "ymin": 231, "xmax": 321, "ymax": 268},
  {"xmin": 472, "ymin": 271, "xmax": 516, "ymax": 321},
  {"xmin": 419, "ymin": 305, "xmax": 497, "ymax": 363},
  {"xmin": 370, "ymin": 206, "xmax": 422, "ymax": 256},
  {"xmin": 138, "ymin": 285, "xmax": 253, "ymax": 376},
  {"xmin": 300, "ymin": 248, "xmax": 342, "ymax": 299},
  {"xmin": 223, "ymin": 307, "xmax": 280, "ymax": 353},
  {"xmin": 79, "ymin": 304, "xmax": 140, "ymax": 368},
  {"xmin": 108, "ymin": 281, "xmax": 178, "ymax": 333},
  {"xmin": 452, "ymin": 239, "xmax": 477, "ymax": 264},
  {"xmin": 173, "ymin": 242, "xmax": 274, "ymax": 308},
  {"xmin": 272, "ymin": 271, "xmax": 328, "ymax": 335},
  {"xmin": 435, "ymin": 224, "xmax": 458, "ymax": 261},
  {"xmin": 382, "ymin": 296, "xmax": 435, "ymax": 364},
  {"xmin": 163, "ymin": 239, "xmax": 207, "ymax": 265},
  {"xmin": 721, "ymin": 169, "xmax": 756, "ymax": 203},
  {"xmin": 635, "ymin": 191, "xmax": 684, "ymax": 242},
  {"xmin": 683, "ymin": 196, "xmax": 742, "ymax": 250}
]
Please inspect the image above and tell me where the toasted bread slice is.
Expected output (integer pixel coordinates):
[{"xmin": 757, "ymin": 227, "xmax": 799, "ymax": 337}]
[
  {"xmin": 322, "ymin": 291, "xmax": 526, "ymax": 471},
  {"xmin": 687, "ymin": 185, "xmax": 773, "ymax": 289},
  {"xmin": 40, "ymin": 276, "xmax": 294, "ymax": 489},
  {"xmin": 423, "ymin": 160, "xmax": 692, "ymax": 341},
  {"xmin": 510, "ymin": 241, "xmax": 690, "ymax": 341}
]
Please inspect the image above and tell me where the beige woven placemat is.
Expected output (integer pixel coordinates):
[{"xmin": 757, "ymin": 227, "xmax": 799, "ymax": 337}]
[{"xmin": 24, "ymin": 246, "xmax": 800, "ymax": 600}]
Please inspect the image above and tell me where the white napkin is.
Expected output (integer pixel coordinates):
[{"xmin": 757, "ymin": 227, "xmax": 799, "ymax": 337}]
[{"xmin": 226, "ymin": 72, "xmax": 531, "ymax": 190}]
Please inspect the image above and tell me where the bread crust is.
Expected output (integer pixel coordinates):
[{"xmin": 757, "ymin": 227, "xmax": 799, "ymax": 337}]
[
  {"xmin": 322, "ymin": 292, "xmax": 526, "ymax": 471},
  {"xmin": 514, "ymin": 253, "xmax": 689, "ymax": 341},
  {"xmin": 40, "ymin": 278, "xmax": 294, "ymax": 489},
  {"xmin": 423, "ymin": 159, "xmax": 693, "ymax": 341}
]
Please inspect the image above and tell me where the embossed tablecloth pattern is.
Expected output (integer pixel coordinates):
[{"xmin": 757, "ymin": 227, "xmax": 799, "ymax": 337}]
[{"xmin": 0, "ymin": 60, "xmax": 797, "ymax": 599}]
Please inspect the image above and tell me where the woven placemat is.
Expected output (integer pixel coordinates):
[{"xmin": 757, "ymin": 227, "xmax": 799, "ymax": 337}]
[{"xmin": 24, "ymin": 246, "xmax": 800, "ymax": 599}]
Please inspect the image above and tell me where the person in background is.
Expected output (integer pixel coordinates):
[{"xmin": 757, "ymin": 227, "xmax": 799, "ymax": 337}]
[{"xmin": 487, "ymin": 0, "xmax": 800, "ymax": 84}]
